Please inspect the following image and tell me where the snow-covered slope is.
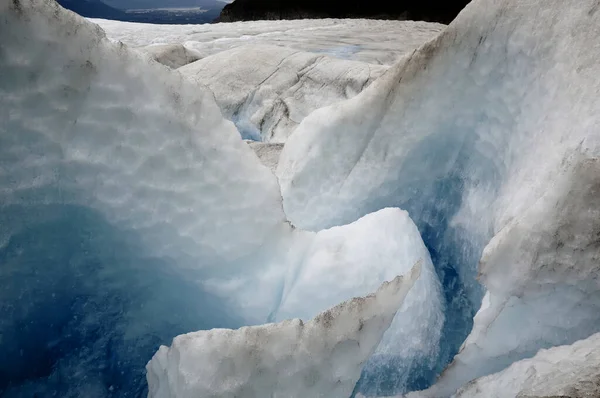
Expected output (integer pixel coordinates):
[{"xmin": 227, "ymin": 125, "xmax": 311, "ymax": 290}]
[
  {"xmin": 147, "ymin": 263, "xmax": 421, "ymax": 398},
  {"xmin": 453, "ymin": 332, "xmax": 600, "ymax": 398},
  {"xmin": 179, "ymin": 45, "xmax": 385, "ymax": 141},
  {"xmin": 277, "ymin": 0, "xmax": 600, "ymax": 395},
  {"xmin": 92, "ymin": 18, "xmax": 445, "ymax": 66}
]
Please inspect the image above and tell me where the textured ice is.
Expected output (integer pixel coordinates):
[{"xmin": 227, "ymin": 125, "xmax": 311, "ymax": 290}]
[
  {"xmin": 278, "ymin": 0, "xmax": 600, "ymax": 394},
  {"xmin": 0, "ymin": 3, "xmax": 439, "ymax": 397},
  {"xmin": 140, "ymin": 43, "xmax": 202, "ymax": 68},
  {"xmin": 0, "ymin": 0, "xmax": 282, "ymax": 395},
  {"xmin": 147, "ymin": 263, "xmax": 421, "ymax": 398},
  {"xmin": 92, "ymin": 18, "xmax": 445, "ymax": 65},
  {"xmin": 179, "ymin": 44, "xmax": 386, "ymax": 142},
  {"xmin": 245, "ymin": 141, "xmax": 284, "ymax": 173},
  {"xmin": 95, "ymin": 18, "xmax": 442, "ymax": 142},
  {"xmin": 454, "ymin": 333, "xmax": 600, "ymax": 398}
]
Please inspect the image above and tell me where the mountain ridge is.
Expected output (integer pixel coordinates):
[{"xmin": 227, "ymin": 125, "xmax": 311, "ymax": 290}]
[{"xmin": 217, "ymin": 0, "xmax": 471, "ymax": 24}]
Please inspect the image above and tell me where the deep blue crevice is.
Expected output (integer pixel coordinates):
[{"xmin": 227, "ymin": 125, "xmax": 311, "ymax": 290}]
[
  {"xmin": 0, "ymin": 205, "xmax": 243, "ymax": 397},
  {"xmin": 354, "ymin": 127, "xmax": 494, "ymax": 396}
]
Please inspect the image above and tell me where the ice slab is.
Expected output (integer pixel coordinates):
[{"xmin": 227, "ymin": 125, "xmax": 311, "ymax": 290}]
[{"xmin": 146, "ymin": 262, "xmax": 421, "ymax": 398}]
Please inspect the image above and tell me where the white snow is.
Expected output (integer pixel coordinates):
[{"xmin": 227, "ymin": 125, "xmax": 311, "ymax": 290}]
[
  {"xmin": 179, "ymin": 45, "xmax": 386, "ymax": 141},
  {"xmin": 146, "ymin": 262, "xmax": 422, "ymax": 398},
  {"xmin": 453, "ymin": 332, "xmax": 600, "ymax": 398}
]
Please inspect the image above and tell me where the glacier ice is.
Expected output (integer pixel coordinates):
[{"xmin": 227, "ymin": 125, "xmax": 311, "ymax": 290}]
[
  {"xmin": 277, "ymin": 0, "xmax": 600, "ymax": 395},
  {"xmin": 0, "ymin": 0, "xmax": 281, "ymax": 395},
  {"xmin": 93, "ymin": 18, "xmax": 445, "ymax": 66},
  {"xmin": 0, "ymin": 2, "xmax": 441, "ymax": 396},
  {"xmin": 6, "ymin": 0, "xmax": 600, "ymax": 396},
  {"xmin": 273, "ymin": 208, "xmax": 444, "ymax": 395},
  {"xmin": 178, "ymin": 44, "xmax": 386, "ymax": 142},
  {"xmin": 140, "ymin": 43, "xmax": 202, "ymax": 69},
  {"xmin": 453, "ymin": 332, "xmax": 600, "ymax": 398},
  {"xmin": 246, "ymin": 141, "xmax": 284, "ymax": 173},
  {"xmin": 147, "ymin": 263, "xmax": 421, "ymax": 398}
]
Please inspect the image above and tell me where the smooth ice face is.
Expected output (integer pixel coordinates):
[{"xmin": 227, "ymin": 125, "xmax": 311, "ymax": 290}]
[
  {"xmin": 179, "ymin": 45, "xmax": 386, "ymax": 142},
  {"xmin": 274, "ymin": 208, "xmax": 444, "ymax": 395},
  {"xmin": 146, "ymin": 263, "xmax": 421, "ymax": 398},
  {"xmin": 278, "ymin": 0, "xmax": 600, "ymax": 394},
  {"xmin": 453, "ymin": 332, "xmax": 600, "ymax": 398}
]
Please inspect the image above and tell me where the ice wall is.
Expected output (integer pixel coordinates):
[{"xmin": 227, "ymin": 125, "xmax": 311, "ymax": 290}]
[
  {"xmin": 0, "ymin": 2, "xmax": 440, "ymax": 397},
  {"xmin": 0, "ymin": 0, "xmax": 284, "ymax": 395},
  {"xmin": 278, "ymin": 0, "xmax": 600, "ymax": 394}
]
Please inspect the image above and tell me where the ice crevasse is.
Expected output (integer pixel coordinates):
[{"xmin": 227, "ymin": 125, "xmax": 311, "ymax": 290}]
[{"xmin": 0, "ymin": 0, "xmax": 442, "ymax": 397}]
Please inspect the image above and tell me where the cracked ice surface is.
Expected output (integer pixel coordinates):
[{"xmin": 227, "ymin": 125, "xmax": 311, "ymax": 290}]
[
  {"xmin": 92, "ymin": 18, "xmax": 445, "ymax": 66},
  {"xmin": 179, "ymin": 45, "xmax": 386, "ymax": 142}
]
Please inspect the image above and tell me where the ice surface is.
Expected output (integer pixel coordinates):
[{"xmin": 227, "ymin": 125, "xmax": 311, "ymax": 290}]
[
  {"xmin": 140, "ymin": 43, "xmax": 202, "ymax": 68},
  {"xmin": 246, "ymin": 141, "xmax": 284, "ymax": 173},
  {"xmin": 95, "ymin": 18, "xmax": 442, "ymax": 142},
  {"xmin": 92, "ymin": 18, "xmax": 445, "ymax": 65},
  {"xmin": 278, "ymin": 0, "xmax": 600, "ymax": 394},
  {"xmin": 453, "ymin": 332, "xmax": 600, "ymax": 398},
  {"xmin": 179, "ymin": 44, "xmax": 386, "ymax": 142},
  {"xmin": 146, "ymin": 262, "xmax": 421, "ymax": 398}
]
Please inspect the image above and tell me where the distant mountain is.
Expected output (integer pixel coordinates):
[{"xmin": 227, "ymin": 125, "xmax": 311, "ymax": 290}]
[
  {"xmin": 217, "ymin": 0, "xmax": 471, "ymax": 24},
  {"xmin": 56, "ymin": 0, "xmax": 127, "ymax": 19},
  {"xmin": 57, "ymin": 0, "xmax": 226, "ymax": 23},
  {"xmin": 102, "ymin": 0, "xmax": 225, "ymax": 11}
]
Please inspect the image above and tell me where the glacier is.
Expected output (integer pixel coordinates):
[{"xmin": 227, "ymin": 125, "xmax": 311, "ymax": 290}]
[
  {"xmin": 93, "ymin": 18, "xmax": 443, "ymax": 143},
  {"xmin": 278, "ymin": 0, "xmax": 600, "ymax": 395},
  {"xmin": 4, "ymin": 0, "xmax": 600, "ymax": 396},
  {"xmin": 0, "ymin": 1, "xmax": 441, "ymax": 396},
  {"xmin": 178, "ymin": 45, "xmax": 386, "ymax": 142},
  {"xmin": 92, "ymin": 18, "xmax": 445, "ymax": 66}
]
